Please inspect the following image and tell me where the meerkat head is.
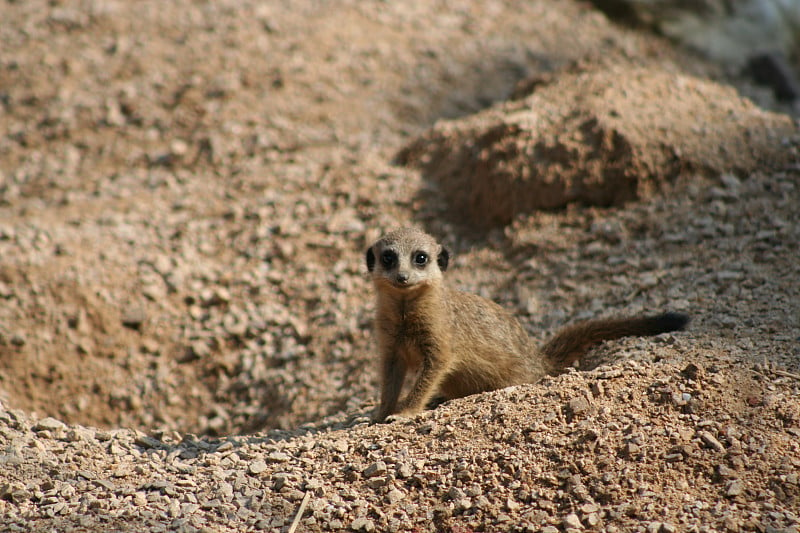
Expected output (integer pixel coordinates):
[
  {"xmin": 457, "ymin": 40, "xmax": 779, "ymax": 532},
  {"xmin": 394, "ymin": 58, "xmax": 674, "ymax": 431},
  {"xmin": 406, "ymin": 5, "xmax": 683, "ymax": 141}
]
[{"xmin": 366, "ymin": 228, "xmax": 449, "ymax": 291}]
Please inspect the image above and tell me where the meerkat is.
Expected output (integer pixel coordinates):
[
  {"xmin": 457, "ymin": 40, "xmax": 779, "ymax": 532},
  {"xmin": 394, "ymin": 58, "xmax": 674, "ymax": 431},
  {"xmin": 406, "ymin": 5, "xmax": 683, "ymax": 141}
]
[{"xmin": 365, "ymin": 228, "xmax": 689, "ymax": 422}]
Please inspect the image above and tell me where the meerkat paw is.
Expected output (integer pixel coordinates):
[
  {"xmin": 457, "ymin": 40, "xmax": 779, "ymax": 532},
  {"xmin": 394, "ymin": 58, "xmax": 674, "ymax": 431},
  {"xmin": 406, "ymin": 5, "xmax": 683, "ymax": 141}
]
[
  {"xmin": 384, "ymin": 413, "xmax": 412, "ymax": 424},
  {"xmin": 370, "ymin": 410, "xmax": 409, "ymax": 424},
  {"xmin": 370, "ymin": 406, "xmax": 394, "ymax": 424}
]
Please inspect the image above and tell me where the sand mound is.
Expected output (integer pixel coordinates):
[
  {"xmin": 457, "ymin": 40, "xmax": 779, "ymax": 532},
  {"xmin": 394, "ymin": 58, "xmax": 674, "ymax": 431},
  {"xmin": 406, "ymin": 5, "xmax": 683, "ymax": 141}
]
[{"xmin": 398, "ymin": 65, "xmax": 797, "ymax": 226}]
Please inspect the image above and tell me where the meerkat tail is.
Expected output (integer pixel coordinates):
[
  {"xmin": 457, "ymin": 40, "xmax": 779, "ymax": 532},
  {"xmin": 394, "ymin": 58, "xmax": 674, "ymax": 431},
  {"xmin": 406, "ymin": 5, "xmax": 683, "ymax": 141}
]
[{"xmin": 541, "ymin": 312, "xmax": 690, "ymax": 371}]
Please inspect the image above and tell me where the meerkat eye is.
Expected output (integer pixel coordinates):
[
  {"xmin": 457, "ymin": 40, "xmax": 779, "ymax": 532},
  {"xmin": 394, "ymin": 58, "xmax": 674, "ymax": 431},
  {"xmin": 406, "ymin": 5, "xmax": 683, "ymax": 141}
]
[
  {"xmin": 413, "ymin": 252, "xmax": 428, "ymax": 266},
  {"xmin": 380, "ymin": 250, "xmax": 397, "ymax": 268}
]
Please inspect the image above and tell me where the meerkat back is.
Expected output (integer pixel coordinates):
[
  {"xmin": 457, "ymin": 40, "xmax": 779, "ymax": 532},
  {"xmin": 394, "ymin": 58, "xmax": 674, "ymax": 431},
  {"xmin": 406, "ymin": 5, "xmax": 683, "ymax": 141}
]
[{"xmin": 439, "ymin": 288, "xmax": 543, "ymax": 399}]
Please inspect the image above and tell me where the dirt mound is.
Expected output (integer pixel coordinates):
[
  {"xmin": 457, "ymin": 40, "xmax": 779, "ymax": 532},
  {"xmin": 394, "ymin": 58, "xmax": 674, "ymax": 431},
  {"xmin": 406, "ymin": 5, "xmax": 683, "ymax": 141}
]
[
  {"xmin": 3, "ymin": 354, "xmax": 799, "ymax": 532},
  {"xmin": 398, "ymin": 64, "xmax": 796, "ymax": 226}
]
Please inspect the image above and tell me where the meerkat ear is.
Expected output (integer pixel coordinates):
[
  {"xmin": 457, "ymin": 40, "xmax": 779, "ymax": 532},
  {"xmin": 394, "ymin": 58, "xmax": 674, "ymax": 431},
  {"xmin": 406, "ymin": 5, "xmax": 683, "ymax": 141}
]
[
  {"xmin": 365, "ymin": 247, "xmax": 376, "ymax": 272},
  {"xmin": 437, "ymin": 247, "xmax": 449, "ymax": 271}
]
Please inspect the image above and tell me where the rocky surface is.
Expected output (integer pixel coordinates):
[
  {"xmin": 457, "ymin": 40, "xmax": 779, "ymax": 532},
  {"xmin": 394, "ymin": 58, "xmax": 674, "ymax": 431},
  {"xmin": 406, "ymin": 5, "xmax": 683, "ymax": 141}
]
[
  {"xmin": 1, "ymin": 0, "xmax": 799, "ymax": 532},
  {"xmin": 2, "ymin": 356, "xmax": 800, "ymax": 532}
]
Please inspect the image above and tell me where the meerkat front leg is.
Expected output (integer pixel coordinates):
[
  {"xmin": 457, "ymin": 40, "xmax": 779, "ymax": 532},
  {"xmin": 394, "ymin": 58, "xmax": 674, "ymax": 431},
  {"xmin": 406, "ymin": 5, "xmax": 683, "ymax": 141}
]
[
  {"xmin": 373, "ymin": 348, "xmax": 407, "ymax": 422},
  {"xmin": 395, "ymin": 340, "xmax": 449, "ymax": 417}
]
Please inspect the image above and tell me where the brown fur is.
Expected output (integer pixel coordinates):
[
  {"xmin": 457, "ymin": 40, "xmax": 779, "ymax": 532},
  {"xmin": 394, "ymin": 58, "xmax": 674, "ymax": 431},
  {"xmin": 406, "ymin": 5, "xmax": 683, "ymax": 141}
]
[{"xmin": 366, "ymin": 228, "xmax": 689, "ymax": 422}]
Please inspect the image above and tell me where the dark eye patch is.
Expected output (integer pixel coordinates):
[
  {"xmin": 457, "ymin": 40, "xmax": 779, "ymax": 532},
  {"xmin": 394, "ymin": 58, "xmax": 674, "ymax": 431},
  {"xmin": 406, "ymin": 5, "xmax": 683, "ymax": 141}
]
[
  {"xmin": 413, "ymin": 252, "xmax": 428, "ymax": 266},
  {"xmin": 381, "ymin": 250, "xmax": 397, "ymax": 268}
]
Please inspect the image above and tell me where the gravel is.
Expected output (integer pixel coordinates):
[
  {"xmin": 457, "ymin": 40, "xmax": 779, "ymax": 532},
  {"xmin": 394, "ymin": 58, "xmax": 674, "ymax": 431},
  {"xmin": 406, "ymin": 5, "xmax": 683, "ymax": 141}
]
[{"xmin": 2, "ymin": 358, "xmax": 799, "ymax": 532}]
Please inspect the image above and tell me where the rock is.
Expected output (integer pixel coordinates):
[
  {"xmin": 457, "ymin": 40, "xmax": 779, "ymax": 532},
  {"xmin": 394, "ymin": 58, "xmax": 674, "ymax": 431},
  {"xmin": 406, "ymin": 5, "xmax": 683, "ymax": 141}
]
[
  {"xmin": 386, "ymin": 488, "xmax": 404, "ymax": 504},
  {"xmin": 453, "ymin": 497, "xmax": 473, "ymax": 514},
  {"xmin": 248, "ymin": 460, "xmax": 268, "ymax": 475},
  {"xmin": 366, "ymin": 476, "xmax": 387, "ymax": 489},
  {"xmin": 351, "ymin": 517, "xmax": 375, "ymax": 532},
  {"xmin": 447, "ymin": 487, "xmax": 466, "ymax": 501},
  {"xmin": 661, "ymin": 522, "xmax": 677, "ymax": 533},
  {"xmin": 216, "ymin": 441, "xmax": 234, "ymax": 452},
  {"xmin": 34, "ymin": 417, "xmax": 67, "ymax": 432},
  {"xmin": 565, "ymin": 396, "xmax": 592, "ymax": 420},
  {"xmin": 680, "ymin": 363, "xmax": 703, "ymax": 380},
  {"xmin": 717, "ymin": 464, "xmax": 737, "ymax": 478},
  {"xmin": 135, "ymin": 434, "xmax": 163, "ymax": 449},
  {"xmin": 267, "ymin": 451, "xmax": 291, "ymax": 463},
  {"xmin": 330, "ymin": 440, "xmax": 349, "ymax": 453},
  {"xmin": 121, "ymin": 306, "xmax": 146, "ymax": 330},
  {"xmin": 563, "ymin": 512, "xmax": 584, "ymax": 530},
  {"xmin": 506, "ymin": 497, "xmax": 520, "ymax": 511},
  {"xmin": 8, "ymin": 332, "xmax": 26, "ymax": 347},
  {"xmin": 0, "ymin": 483, "xmax": 31, "ymax": 503},
  {"xmin": 697, "ymin": 431, "xmax": 726, "ymax": 453},
  {"xmin": 395, "ymin": 463, "xmax": 413, "ymax": 479},
  {"xmin": 585, "ymin": 513, "xmax": 601, "ymax": 527},
  {"xmin": 726, "ymin": 480, "xmax": 744, "ymax": 498},
  {"xmin": 620, "ymin": 442, "xmax": 641, "ymax": 458},
  {"xmin": 362, "ymin": 461, "xmax": 387, "ymax": 478}
]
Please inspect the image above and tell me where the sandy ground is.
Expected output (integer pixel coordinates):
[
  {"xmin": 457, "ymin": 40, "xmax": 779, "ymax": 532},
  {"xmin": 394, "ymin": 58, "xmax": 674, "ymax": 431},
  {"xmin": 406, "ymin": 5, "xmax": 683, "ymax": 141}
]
[{"xmin": 1, "ymin": 0, "xmax": 799, "ymax": 531}]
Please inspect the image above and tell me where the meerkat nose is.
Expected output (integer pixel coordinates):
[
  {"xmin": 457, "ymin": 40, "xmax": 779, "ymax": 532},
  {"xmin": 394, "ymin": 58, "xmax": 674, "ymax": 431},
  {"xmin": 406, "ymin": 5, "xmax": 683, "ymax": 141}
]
[{"xmin": 396, "ymin": 272, "xmax": 409, "ymax": 284}]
